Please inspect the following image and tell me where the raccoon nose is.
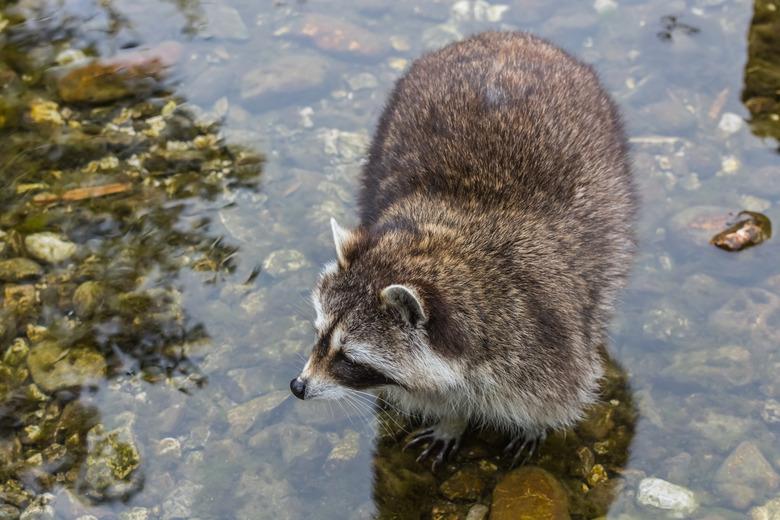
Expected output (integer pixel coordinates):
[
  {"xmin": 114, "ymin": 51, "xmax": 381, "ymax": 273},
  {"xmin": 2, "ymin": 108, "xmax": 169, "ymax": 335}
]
[{"xmin": 290, "ymin": 377, "xmax": 306, "ymax": 400}]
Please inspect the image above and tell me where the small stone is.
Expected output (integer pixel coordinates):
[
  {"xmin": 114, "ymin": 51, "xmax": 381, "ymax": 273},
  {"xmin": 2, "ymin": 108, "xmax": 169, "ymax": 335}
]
[
  {"xmin": 55, "ymin": 48, "xmax": 87, "ymax": 66},
  {"xmin": 29, "ymin": 99, "xmax": 64, "ymax": 126},
  {"xmin": 710, "ymin": 211, "xmax": 771, "ymax": 251},
  {"xmin": 118, "ymin": 508, "xmax": 150, "ymax": 520},
  {"xmin": 227, "ymin": 390, "xmax": 288, "ymax": 436},
  {"xmin": 24, "ymin": 232, "xmax": 77, "ymax": 264},
  {"xmin": 155, "ymin": 437, "xmax": 182, "ymax": 459},
  {"xmin": 637, "ymin": 478, "xmax": 698, "ymax": 517},
  {"xmin": 440, "ymin": 465, "xmax": 487, "ymax": 501},
  {"xmin": 452, "ymin": 0, "xmax": 509, "ymax": 22},
  {"xmin": 465, "ymin": 504, "xmax": 489, "ymax": 520},
  {"xmin": 388, "ymin": 58, "xmax": 408, "ymax": 71},
  {"xmin": 240, "ymin": 53, "xmax": 329, "ymax": 108},
  {"xmin": 293, "ymin": 14, "xmax": 388, "ymax": 58},
  {"xmin": 80, "ymin": 424, "xmax": 142, "ymax": 501},
  {"xmin": 19, "ymin": 495, "xmax": 54, "ymax": 520},
  {"xmin": 73, "ymin": 281, "xmax": 105, "ymax": 318},
  {"xmin": 0, "ymin": 504, "xmax": 21, "ymax": 520},
  {"xmin": 593, "ymin": 0, "xmax": 618, "ymax": 14},
  {"xmin": 714, "ymin": 441, "xmax": 780, "ymax": 509},
  {"xmin": 263, "ymin": 249, "xmax": 308, "ymax": 277},
  {"xmin": 491, "ymin": 466, "xmax": 569, "ymax": 520},
  {"xmin": 0, "ymin": 258, "xmax": 43, "ymax": 281},
  {"xmin": 587, "ymin": 464, "xmax": 608, "ymax": 487},
  {"xmin": 4, "ymin": 284, "xmax": 36, "ymax": 314},
  {"xmin": 27, "ymin": 340, "xmax": 107, "ymax": 392},
  {"xmin": 319, "ymin": 128, "xmax": 370, "ymax": 161},
  {"xmin": 762, "ymin": 400, "xmax": 780, "ymax": 424},
  {"xmin": 325, "ymin": 429, "xmax": 361, "ymax": 466},
  {"xmin": 390, "ymin": 36, "xmax": 410, "ymax": 52},
  {"xmin": 718, "ymin": 112, "xmax": 744, "ymax": 134},
  {"xmin": 720, "ymin": 155, "xmax": 740, "ymax": 175},
  {"xmin": 346, "ymin": 72, "xmax": 378, "ymax": 91},
  {"xmin": 751, "ymin": 497, "xmax": 780, "ymax": 520},
  {"xmin": 199, "ymin": 4, "xmax": 248, "ymax": 41}
]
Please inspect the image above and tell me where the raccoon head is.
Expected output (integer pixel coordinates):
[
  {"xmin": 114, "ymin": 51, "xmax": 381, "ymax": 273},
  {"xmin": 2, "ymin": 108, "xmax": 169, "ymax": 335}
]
[{"xmin": 290, "ymin": 218, "xmax": 454, "ymax": 401}]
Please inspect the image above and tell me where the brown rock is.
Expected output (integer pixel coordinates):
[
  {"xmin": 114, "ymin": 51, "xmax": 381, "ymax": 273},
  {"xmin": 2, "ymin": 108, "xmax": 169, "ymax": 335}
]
[
  {"xmin": 714, "ymin": 441, "xmax": 780, "ymax": 509},
  {"xmin": 293, "ymin": 14, "xmax": 388, "ymax": 58},
  {"xmin": 440, "ymin": 465, "xmax": 488, "ymax": 501},
  {"xmin": 490, "ymin": 466, "xmax": 570, "ymax": 520}
]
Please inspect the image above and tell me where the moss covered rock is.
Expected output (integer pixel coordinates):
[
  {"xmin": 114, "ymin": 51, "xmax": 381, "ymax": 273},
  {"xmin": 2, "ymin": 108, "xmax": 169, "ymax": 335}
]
[{"xmin": 26, "ymin": 340, "xmax": 106, "ymax": 392}]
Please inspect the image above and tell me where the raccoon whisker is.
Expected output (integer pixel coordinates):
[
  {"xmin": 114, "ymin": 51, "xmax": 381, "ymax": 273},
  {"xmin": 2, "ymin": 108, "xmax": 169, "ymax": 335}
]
[
  {"xmin": 348, "ymin": 390, "xmax": 409, "ymax": 435},
  {"xmin": 342, "ymin": 393, "xmax": 378, "ymax": 436}
]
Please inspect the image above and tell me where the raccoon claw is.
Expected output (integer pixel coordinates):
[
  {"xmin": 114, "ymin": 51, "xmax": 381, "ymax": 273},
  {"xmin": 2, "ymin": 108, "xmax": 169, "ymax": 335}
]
[
  {"xmin": 505, "ymin": 430, "xmax": 546, "ymax": 468},
  {"xmin": 403, "ymin": 419, "xmax": 466, "ymax": 472}
]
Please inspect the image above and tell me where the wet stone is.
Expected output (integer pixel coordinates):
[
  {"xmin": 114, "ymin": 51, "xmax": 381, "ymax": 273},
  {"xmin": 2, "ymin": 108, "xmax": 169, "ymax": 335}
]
[
  {"xmin": 751, "ymin": 497, "xmax": 780, "ymax": 520},
  {"xmin": 161, "ymin": 480, "xmax": 202, "ymax": 520},
  {"xmin": 240, "ymin": 53, "xmax": 330, "ymax": 108},
  {"xmin": 690, "ymin": 411, "xmax": 752, "ymax": 452},
  {"xmin": 199, "ymin": 4, "xmax": 248, "ymax": 41},
  {"xmin": 490, "ymin": 466, "xmax": 569, "ymax": 520},
  {"xmin": 715, "ymin": 441, "xmax": 780, "ymax": 509},
  {"xmin": 249, "ymin": 423, "xmax": 328, "ymax": 464},
  {"xmin": 465, "ymin": 504, "xmax": 489, "ymax": 520},
  {"xmin": 24, "ymin": 232, "xmax": 77, "ymax": 264},
  {"xmin": 226, "ymin": 390, "xmax": 288, "ymax": 436},
  {"xmin": 0, "ymin": 258, "xmax": 43, "ymax": 282},
  {"xmin": 72, "ymin": 281, "xmax": 104, "ymax": 318},
  {"xmin": 662, "ymin": 345, "xmax": 754, "ymax": 390},
  {"xmin": 292, "ymin": 14, "xmax": 388, "ymax": 59},
  {"xmin": 0, "ymin": 504, "xmax": 20, "ymax": 520},
  {"xmin": 325, "ymin": 429, "xmax": 361, "ymax": 468},
  {"xmin": 440, "ymin": 465, "xmax": 487, "ymax": 501},
  {"xmin": 79, "ymin": 424, "xmax": 142, "ymax": 501},
  {"xmin": 262, "ymin": 249, "xmax": 308, "ymax": 277},
  {"xmin": 27, "ymin": 341, "xmax": 107, "ymax": 393},
  {"xmin": 636, "ymin": 477, "xmax": 698, "ymax": 517},
  {"xmin": 710, "ymin": 211, "xmax": 772, "ymax": 251},
  {"xmin": 762, "ymin": 400, "xmax": 780, "ymax": 424},
  {"xmin": 710, "ymin": 288, "xmax": 780, "ymax": 347}
]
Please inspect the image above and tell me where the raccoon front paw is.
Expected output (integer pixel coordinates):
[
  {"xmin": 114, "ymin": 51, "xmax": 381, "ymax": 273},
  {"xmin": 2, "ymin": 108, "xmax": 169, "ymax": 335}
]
[
  {"xmin": 504, "ymin": 429, "xmax": 547, "ymax": 468},
  {"xmin": 403, "ymin": 417, "xmax": 467, "ymax": 472}
]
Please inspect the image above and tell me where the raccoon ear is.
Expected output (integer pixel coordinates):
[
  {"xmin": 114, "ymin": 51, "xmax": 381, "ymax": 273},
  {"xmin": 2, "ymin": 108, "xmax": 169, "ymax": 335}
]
[
  {"xmin": 330, "ymin": 217, "xmax": 351, "ymax": 267},
  {"xmin": 381, "ymin": 284, "xmax": 427, "ymax": 326}
]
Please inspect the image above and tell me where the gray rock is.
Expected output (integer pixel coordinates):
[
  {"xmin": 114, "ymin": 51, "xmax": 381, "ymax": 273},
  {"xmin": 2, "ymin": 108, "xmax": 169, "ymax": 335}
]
[
  {"xmin": 325, "ymin": 429, "xmax": 361, "ymax": 468},
  {"xmin": 711, "ymin": 289, "xmax": 780, "ymax": 347},
  {"xmin": 155, "ymin": 437, "xmax": 182, "ymax": 459},
  {"xmin": 642, "ymin": 306, "xmax": 690, "ymax": 342},
  {"xmin": 161, "ymin": 480, "xmax": 202, "ymax": 520},
  {"xmin": 661, "ymin": 453, "xmax": 693, "ymax": 486},
  {"xmin": 465, "ymin": 504, "xmax": 489, "ymax": 520},
  {"xmin": 762, "ymin": 400, "xmax": 780, "ymax": 424},
  {"xmin": 345, "ymin": 72, "xmax": 378, "ymax": 91},
  {"xmin": 240, "ymin": 54, "xmax": 330, "ymax": 108},
  {"xmin": 0, "ymin": 258, "xmax": 43, "ymax": 281},
  {"xmin": 715, "ymin": 441, "xmax": 780, "ymax": 509},
  {"xmin": 689, "ymin": 411, "xmax": 753, "ymax": 452},
  {"xmin": 249, "ymin": 423, "xmax": 328, "ymax": 463},
  {"xmin": 24, "ymin": 232, "xmax": 77, "ymax": 263},
  {"xmin": 118, "ymin": 508, "xmax": 150, "ymax": 520},
  {"xmin": 199, "ymin": 4, "xmax": 248, "ymax": 41},
  {"xmin": 662, "ymin": 345, "xmax": 754, "ymax": 389},
  {"xmin": 234, "ymin": 464, "xmax": 302, "ymax": 520},
  {"xmin": 227, "ymin": 390, "xmax": 288, "ymax": 436},
  {"xmin": 19, "ymin": 494, "xmax": 55, "ymax": 520},
  {"xmin": 751, "ymin": 497, "xmax": 780, "ymax": 520},
  {"xmin": 637, "ymin": 478, "xmax": 698, "ymax": 517},
  {"xmin": 79, "ymin": 423, "xmax": 142, "ymax": 501}
]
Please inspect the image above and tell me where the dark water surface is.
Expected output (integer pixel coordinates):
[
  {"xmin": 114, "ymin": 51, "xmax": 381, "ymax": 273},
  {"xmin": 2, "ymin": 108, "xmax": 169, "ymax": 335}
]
[{"xmin": 1, "ymin": 0, "xmax": 779, "ymax": 518}]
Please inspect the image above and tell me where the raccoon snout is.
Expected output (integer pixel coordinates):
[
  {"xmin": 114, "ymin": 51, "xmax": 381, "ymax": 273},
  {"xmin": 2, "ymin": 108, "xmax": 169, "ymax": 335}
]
[{"xmin": 290, "ymin": 377, "xmax": 307, "ymax": 400}]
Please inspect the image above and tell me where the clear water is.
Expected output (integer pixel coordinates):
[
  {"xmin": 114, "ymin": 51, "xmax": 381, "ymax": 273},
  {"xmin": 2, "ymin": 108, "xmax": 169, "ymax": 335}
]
[{"xmin": 1, "ymin": 0, "xmax": 779, "ymax": 518}]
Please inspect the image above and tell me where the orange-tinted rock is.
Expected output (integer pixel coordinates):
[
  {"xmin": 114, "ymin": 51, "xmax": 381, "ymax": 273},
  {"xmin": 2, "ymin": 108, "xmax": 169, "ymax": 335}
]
[
  {"xmin": 294, "ymin": 14, "xmax": 388, "ymax": 58},
  {"xmin": 56, "ymin": 41, "xmax": 182, "ymax": 104},
  {"xmin": 710, "ymin": 210, "xmax": 772, "ymax": 251},
  {"xmin": 490, "ymin": 466, "xmax": 570, "ymax": 520}
]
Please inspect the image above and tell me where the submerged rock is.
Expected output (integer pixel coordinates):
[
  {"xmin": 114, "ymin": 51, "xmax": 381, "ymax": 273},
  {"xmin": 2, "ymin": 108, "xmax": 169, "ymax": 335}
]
[
  {"xmin": 636, "ymin": 477, "xmax": 698, "ymax": 517},
  {"xmin": 226, "ymin": 390, "xmax": 288, "ymax": 436},
  {"xmin": 24, "ymin": 232, "xmax": 77, "ymax": 264},
  {"xmin": 715, "ymin": 441, "xmax": 780, "ymax": 509},
  {"xmin": 490, "ymin": 466, "xmax": 569, "ymax": 520},
  {"xmin": 79, "ymin": 424, "xmax": 142, "ymax": 501},
  {"xmin": 72, "ymin": 281, "xmax": 105, "ymax": 318},
  {"xmin": 662, "ymin": 345, "xmax": 754, "ymax": 389},
  {"xmin": 19, "ymin": 493, "xmax": 54, "ymax": 520},
  {"xmin": 240, "ymin": 54, "xmax": 330, "ymax": 108},
  {"xmin": 198, "ymin": 4, "xmax": 248, "ymax": 41},
  {"xmin": 291, "ymin": 14, "xmax": 388, "ymax": 59},
  {"xmin": 710, "ymin": 211, "xmax": 772, "ymax": 251},
  {"xmin": 27, "ymin": 341, "xmax": 107, "ymax": 392},
  {"xmin": 440, "ymin": 465, "xmax": 488, "ymax": 501},
  {"xmin": 751, "ymin": 496, "xmax": 780, "ymax": 520},
  {"xmin": 0, "ymin": 258, "xmax": 43, "ymax": 282}
]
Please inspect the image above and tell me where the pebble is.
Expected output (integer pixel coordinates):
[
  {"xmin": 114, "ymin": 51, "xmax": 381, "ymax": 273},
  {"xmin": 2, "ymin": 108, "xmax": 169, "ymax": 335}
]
[
  {"xmin": 293, "ymin": 14, "xmax": 388, "ymax": 58},
  {"xmin": 345, "ymin": 72, "xmax": 379, "ymax": 91},
  {"xmin": 24, "ymin": 232, "xmax": 77, "ymax": 264},
  {"xmin": 636, "ymin": 477, "xmax": 698, "ymax": 517},
  {"xmin": 714, "ymin": 441, "xmax": 780, "ymax": 509},
  {"xmin": 262, "ymin": 249, "xmax": 308, "ymax": 277},
  {"xmin": 762, "ymin": 400, "xmax": 780, "ymax": 424},
  {"xmin": 751, "ymin": 497, "xmax": 780, "ymax": 520},
  {"xmin": 491, "ymin": 466, "xmax": 569, "ymax": 520},
  {"xmin": 0, "ymin": 258, "xmax": 43, "ymax": 281},
  {"xmin": 720, "ymin": 155, "xmax": 740, "ymax": 175},
  {"xmin": 19, "ymin": 493, "xmax": 55, "ymax": 520},
  {"xmin": 155, "ymin": 437, "xmax": 182, "ymax": 459},
  {"xmin": 118, "ymin": 508, "xmax": 150, "ymax": 520},
  {"xmin": 718, "ymin": 112, "xmax": 744, "ymax": 134},
  {"xmin": 240, "ymin": 53, "xmax": 330, "ymax": 108},
  {"xmin": 27, "ymin": 341, "xmax": 107, "ymax": 392}
]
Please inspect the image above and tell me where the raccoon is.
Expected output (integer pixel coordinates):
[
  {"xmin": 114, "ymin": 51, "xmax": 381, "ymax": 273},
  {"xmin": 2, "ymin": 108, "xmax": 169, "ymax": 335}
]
[{"xmin": 291, "ymin": 31, "xmax": 637, "ymax": 469}]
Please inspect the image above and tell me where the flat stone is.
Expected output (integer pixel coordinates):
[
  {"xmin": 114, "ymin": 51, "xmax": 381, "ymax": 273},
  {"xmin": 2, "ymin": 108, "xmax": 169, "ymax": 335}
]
[
  {"xmin": 0, "ymin": 258, "xmax": 43, "ymax": 282},
  {"xmin": 27, "ymin": 341, "xmax": 107, "ymax": 393},
  {"xmin": 226, "ymin": 390, "xmax": 288, "ymax": 436},
  {"xmin": 637, "ymin": 477, "xmax": 698, "ymax": 517},
  {"xmin": 249, "ymin": 423, "xmax": 328, "ymax": 463},
  {"xmin": 491, "ymin": 466, "xmax": 569, "ymax": 520},
  {"xmin": 466, "ymin": 504, "xmax": 489, "ymax": 520},
  {"xmin": 292, "ymin": 14, "xmax": 388, "ymax": 59},
  {"xmin": 662, "ymin": 345, "xmax": 754, "ymax": 389},
  {"xmin": 24, "ymin": 232, "xmax": 77, "ymax": 264},
  {"xmin": 715, "ymin": 441, "xmax": 780, "ymax": 509},
  {"xmin": 240, "ymin": 53, "xmax": 330, "ymax": 108}
]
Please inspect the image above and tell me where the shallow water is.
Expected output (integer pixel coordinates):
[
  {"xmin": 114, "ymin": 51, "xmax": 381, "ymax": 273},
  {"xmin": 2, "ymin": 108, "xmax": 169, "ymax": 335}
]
[{"xmin": 1, "ymin": 0, "xmax": 779, "ymax": 518}]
